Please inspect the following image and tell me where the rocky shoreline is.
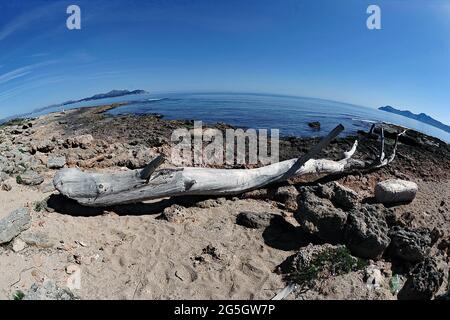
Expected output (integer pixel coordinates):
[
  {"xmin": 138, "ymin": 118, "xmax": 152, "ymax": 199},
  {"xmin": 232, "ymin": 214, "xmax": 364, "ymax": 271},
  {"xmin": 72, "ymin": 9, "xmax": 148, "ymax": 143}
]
[{"xmin": 0, "ymin": 104, "xmax": 449, "ymax": 300}]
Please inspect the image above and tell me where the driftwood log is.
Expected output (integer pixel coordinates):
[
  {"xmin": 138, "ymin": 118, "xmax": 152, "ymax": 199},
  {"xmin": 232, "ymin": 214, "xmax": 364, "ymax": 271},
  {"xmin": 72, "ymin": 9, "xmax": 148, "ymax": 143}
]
[{"xmin": 54, "ymin": 124, "xmax": 403, "ymax": 207}]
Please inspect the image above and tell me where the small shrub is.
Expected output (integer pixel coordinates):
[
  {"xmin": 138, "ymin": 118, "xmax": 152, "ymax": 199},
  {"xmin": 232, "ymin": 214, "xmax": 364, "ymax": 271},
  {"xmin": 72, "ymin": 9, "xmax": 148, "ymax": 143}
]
[
  {"xmin": 13, "ymin": 290, "xmax": 25, "ymax": 300},
  {"xmin": 284, "ymin": 246, "xmax": 367, "ymax": 290},
  {"xmin": 16, "ymin": 175, "xmax": 23, "ymax": 184}
]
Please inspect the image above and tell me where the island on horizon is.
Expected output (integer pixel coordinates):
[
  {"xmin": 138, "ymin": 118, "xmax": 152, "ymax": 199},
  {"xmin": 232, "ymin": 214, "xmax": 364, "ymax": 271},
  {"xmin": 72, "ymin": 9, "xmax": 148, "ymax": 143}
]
[{"xmin": 379, "ymin": 105, "xmax": 450, "ymax": 134}]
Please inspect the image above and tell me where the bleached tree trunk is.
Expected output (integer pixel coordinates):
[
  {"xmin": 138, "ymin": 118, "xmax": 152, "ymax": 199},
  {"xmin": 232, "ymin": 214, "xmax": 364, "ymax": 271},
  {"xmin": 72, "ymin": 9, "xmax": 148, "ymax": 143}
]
[{"xmin": 53, "ymin": 124, "xmax": 402, "ymax": 207}]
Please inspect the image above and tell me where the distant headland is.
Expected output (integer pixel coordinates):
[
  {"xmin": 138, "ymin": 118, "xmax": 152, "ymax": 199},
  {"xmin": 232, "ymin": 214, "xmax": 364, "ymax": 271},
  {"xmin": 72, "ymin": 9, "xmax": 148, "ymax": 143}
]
[{"xmin": 379, "ymin": 105, "xmax": 450, "ymax": 134}]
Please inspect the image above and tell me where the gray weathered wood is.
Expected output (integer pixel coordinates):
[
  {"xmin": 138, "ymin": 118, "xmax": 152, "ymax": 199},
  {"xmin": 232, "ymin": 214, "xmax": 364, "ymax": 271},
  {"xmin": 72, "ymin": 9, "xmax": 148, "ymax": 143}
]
[{"xmin": 53, "ymin": 124, "xmax": 399, "ymax": 207}]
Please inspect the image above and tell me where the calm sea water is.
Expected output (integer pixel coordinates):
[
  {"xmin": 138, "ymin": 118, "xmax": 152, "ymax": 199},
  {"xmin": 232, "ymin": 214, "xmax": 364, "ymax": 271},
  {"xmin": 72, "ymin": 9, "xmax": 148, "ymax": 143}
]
[{"xmin": 27, "ymin": 93, "xmax": 450, "ymax": 143}]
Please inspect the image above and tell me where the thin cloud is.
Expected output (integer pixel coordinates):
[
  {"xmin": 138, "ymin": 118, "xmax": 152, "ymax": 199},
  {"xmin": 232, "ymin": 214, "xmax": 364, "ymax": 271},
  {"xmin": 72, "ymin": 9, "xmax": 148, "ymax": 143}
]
[
  {"xmin": 0, "ymin": 2, "xmax": 61, "ymax": 42},
  {"xmin": 0, "ymin": 60, "xmax": 60, "ymax": 85}
]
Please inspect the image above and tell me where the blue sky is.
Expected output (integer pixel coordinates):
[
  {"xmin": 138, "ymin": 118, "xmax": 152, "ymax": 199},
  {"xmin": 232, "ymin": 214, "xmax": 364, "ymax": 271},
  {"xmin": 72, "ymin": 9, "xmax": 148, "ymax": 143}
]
[{"xmin": 0, "ymin": 0, "xmax": 449, "ymax": 123}]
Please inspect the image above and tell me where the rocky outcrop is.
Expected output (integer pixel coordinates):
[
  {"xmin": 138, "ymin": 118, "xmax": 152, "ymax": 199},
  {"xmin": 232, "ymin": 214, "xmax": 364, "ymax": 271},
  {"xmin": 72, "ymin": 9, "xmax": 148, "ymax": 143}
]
[{"xmin": 375, "ymin": 179, "xmax": 418, "ymax": 204}]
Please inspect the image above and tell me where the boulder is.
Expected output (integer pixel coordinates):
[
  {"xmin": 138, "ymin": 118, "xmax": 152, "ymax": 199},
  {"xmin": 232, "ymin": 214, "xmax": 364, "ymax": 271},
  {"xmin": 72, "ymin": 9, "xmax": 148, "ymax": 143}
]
[
  {"xmin": 295, "ymin": 188, "xmax": 347, "ymax": 243},
  {"xmin": 375, "ymin": 179, "xmax": 418, "ymax": 204},
  {"xmin": 17, "ymin": 171, "xmax": 44, "ymax": 186},
  {"xmin": 388, "ymin": 226, "xmax": 432, "ymax": 262},
  {"xmin": 0, "ymin": 207, "xmax": 31, "ymax": 244},
  {"xmin": 344, "ymin": 204, "xmax": 390, "ymax": 260},
  {"xmin": 398, "ymin": 258, "xmax": 444, "ymax": 300},
  {"xmin": 236, "ymin": 211, "xmax": 277, "ymax": 229},
  {"xmin": 47, "ymin": 156, "xmax": 66, "ymax": 169}
]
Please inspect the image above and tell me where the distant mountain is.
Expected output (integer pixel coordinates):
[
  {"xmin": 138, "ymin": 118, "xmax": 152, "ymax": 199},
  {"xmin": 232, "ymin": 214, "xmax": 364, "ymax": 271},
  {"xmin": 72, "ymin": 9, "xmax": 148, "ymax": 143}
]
[
  {"xmin": 379, "ymin": 106, "xmax": 450, "ymax": 134},
  {"xmin": 0, "ymin": 89, "xmax": 148, "ymax": 123},
  {"xmin": 63, "ymin": 89, "xmax": 148, "ymax": 105}
]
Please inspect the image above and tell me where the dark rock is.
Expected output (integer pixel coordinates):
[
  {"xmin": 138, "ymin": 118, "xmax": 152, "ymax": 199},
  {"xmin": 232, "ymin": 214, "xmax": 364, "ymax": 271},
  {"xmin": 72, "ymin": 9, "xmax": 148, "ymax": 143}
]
[
  {"xmin": 315, "ymin": 182, "xmax": 359, "ymax": 210},
  {"xmin": 398, "ymin": 258, "xmax": 444, "ymax": 300},
  {"xmin": 0, "ymin": 207, "xmax": 31, "ymax": 244},
  {"xmin": 17, "ymin": 171, "xmax": 44, "ymax": 185},
  {"xmin": 388, "ymin": 227, "xmax": 432, "ymax": 262},
  {"xmin": 276, "ymin": 244, "xmax": 366, "ymax": 287},
  {"xmin": 308, "ymin": 121, "xmax": 321, "ymax": 130},
  {"xmin": 295, "ymin": 188, "xmax": 347, "ymax": 243},
  {"xmin": 236, "ymin": 211, "xmax": 277, "ymax": 229},
  {"xmin": 344, "ymin": 204, "xmax": 390, "ymax": 260}
]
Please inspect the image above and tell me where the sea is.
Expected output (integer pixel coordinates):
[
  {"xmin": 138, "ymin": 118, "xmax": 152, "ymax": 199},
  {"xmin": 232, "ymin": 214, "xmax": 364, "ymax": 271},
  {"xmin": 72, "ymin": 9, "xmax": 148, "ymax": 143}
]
[{"xmin": 23, "ymin": 92, "xmax": 450, "ymax": 143}]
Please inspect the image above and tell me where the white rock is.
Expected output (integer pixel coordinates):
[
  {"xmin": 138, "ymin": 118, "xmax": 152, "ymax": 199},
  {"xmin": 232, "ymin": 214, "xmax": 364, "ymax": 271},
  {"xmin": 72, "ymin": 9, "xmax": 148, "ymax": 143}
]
[
  {"xmin": 375, "ymin": 179, "xmax": 418, "ymax": 204},
  {"xmin": 12, "ymin": 238, "xmax": 27, "ymax": 252},
  {"xmin": 365, "ymin": 265, "xmax": 384, "ymax": 290}
]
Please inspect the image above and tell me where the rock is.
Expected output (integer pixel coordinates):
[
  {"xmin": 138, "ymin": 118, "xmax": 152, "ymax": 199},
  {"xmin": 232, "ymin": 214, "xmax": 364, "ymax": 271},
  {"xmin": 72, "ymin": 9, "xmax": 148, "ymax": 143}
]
[
  {"xmin": 295, "ymin": 188, "xmax": 347, "ymax": 243},
  {"xmin": 308, "ymin": 121, "xmax": 321, "ymax": 129},
  {"xmin": 274, "ymin": 185, "xmax": 299, "ymax": 211},
  {"xmin": 23, "ymin": 280, "xmax": 77, "ymax": 300},
  {"xmin": 20, "ymin": 231, "xmax": 54, "ymax": 248},
  {"xmin": 47, "ymin": 156, "xmax": 66, "ymax": 169},
  {"xmin": 375, "ymin": 179, "xmax": 418, "ymax": 204},
  {"xmin": 1, "ymin": 182, "xmax": 12, "ymax": 191},
  {"xmin": 66, "ymin": 134, "xmax": 94, "ymax": 149},
  {"xmin": 0, "ymin": 172, "xmax": 8, "ymax": 182},
  {"xmin": 398, "ymin": 258, "xmax": 444, "ymax": 300},
  {"xmin": 39, "ymin": 182, "xmax": 55, "ymax": 193},
  {"xmin": 276, "ymin": 244, "xmax": 366, "ymax": 287},
  {"xmin": 236, "ymin": 211, "xmax": 277, "ymax": 229},
  {"xmin": 159, "ymin": 204, "xmax": 191, "ymax": 223},
  {"xmin": 36, "ymin": 140, "xmax": 55, "ymax": 153},
  {"xmin": 17, "ymin": 170, "xmax": 44, "ymax": 185},
  {"xmin": 388, "ymin": 226, "xmax": 432, "ymax": 262},
  {"xmin": 12, "ymin": 237, "xmax": 27, "ymax": 252},
  {"xmin": 344, "ymin": 204, "xmax": 390, "ymax": 260},
  {"xmin": 0, "ymin": 207, "xmax": 31, "ymax": 244},
  {"xmin": 365, "ymin": 265, "xmax": 384, "ymax": 290},
  {"xmin": 330, "ymin": 182, "xmax": 359, "ymax": 210}
]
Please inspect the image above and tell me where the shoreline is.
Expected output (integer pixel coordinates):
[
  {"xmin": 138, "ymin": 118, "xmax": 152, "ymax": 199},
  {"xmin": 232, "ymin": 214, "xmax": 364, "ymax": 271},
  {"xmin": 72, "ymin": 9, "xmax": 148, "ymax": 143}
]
[{"xmin": 0, "ymin": 103, "xmax": 449, "ymax": 300}]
